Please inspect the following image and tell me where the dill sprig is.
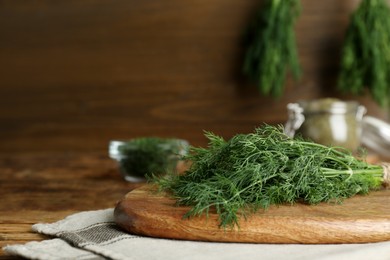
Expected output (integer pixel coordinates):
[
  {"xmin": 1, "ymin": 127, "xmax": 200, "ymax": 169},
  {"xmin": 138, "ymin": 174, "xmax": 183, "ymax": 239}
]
[
  {"xmin": 152, "ymin": 125, "xmax": 385, "ymax": 229},
  {"xmin": 243, "ymin": 0, "xmax": 301, "ymax": 97},
  {"xmin": 338, "ymin": 0, "xmax": 390, "ymax": 107}
]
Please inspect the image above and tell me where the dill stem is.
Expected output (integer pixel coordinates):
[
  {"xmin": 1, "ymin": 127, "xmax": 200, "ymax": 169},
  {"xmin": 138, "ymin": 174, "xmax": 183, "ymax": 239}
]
[
  {"xmin": 292, "ymin": 140, "xmax": 351, "ymax": 158},
  {"xmin": 322, "ymin": 167, "xmax": 383, "ymax": 177}
]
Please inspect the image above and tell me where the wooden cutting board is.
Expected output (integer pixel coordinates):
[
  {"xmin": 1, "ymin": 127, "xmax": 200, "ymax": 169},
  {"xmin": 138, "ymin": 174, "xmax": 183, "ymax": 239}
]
[{"xmin": 114, "ymin": 185, "xmax": 390, "ymax": 244}]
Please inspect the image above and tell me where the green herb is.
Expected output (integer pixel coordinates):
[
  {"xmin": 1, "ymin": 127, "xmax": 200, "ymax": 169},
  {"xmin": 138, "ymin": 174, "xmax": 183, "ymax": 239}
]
[
  {"xmin": 151, "ymin": 125, "xmax": 387, "ymax": 229},
  {"xmin": 338, "ymin": 0, "xmax": 390, "ymax": 107},
  {"xmin": 243, "ymin": 0, "xmax": 301, "ymax": 97},
  {"xmin": 118, "ymin": 137, "xmax": 187, "ymax": 179}
]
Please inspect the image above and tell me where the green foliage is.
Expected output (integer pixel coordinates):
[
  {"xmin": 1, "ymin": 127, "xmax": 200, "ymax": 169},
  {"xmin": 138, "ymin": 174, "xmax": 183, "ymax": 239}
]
[
  {"xmin": 152, "ymin": 125, "xmax": 383, "ymax": 228},
  {"xmin": 338, "ymin": 0, "xmax": 390, "ymax": 107},
  {"xmin": 243, "ymin": 0, "xmax": 301, "ymax": 97},
  {"xmin": 118, "ymin": 137, "xmax": 184, "ymax": 178}
]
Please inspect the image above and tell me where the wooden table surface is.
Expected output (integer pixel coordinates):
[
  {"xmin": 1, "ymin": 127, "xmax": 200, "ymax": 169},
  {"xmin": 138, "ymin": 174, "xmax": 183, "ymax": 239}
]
[
  {"xmin": 1, "ymin": 153, "xmax": 388, "ymax": 259},
  {"xmin": 0, "ymin": 153, "xmax": 140, "ymax": 259}
]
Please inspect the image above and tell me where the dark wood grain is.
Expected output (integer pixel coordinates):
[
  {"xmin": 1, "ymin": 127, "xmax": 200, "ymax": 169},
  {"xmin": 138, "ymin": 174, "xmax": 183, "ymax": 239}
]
[
  {"xmin": 0, "ymin": 0, "xmax": 387, "ymax": 154},
  {"xmin": 0, "ymin": 153, "xmax": 139, "ymax": 258}
]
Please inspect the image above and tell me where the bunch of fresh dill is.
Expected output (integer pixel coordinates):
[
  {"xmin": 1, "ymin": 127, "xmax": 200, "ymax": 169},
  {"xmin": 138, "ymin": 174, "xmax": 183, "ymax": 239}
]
[
  {"xmin": 338, "ymin": 0, "xmax": 390, "ymax": 107},
  {"xmin": 152, "ymin": 125, "xmax": 386, "ymax": 228},
  {"xmin": 243, "ymin": 0, "xmax": 301, "ymax": 97}
]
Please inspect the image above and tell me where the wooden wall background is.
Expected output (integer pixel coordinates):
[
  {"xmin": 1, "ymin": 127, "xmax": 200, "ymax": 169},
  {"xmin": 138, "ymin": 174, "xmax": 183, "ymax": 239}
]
[{"xmin": 0, "ymin": 0, "xmax": 387, "ymax": 154}]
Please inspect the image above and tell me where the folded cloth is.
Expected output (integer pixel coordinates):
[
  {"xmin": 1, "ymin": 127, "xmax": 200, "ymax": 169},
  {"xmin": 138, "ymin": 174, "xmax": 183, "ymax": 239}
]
[{"xmin": 3, "ymin": 209, "xmax": 390, "ymax": 260}]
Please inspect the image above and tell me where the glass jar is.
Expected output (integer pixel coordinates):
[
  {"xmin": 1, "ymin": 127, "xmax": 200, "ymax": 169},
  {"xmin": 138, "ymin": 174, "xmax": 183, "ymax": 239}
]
[
  {"xmin": 109, "ymin": 138, "xmax": 189, "ymax": 182},
  {"xmin": 285, "ymin": 98, "xmax": 366, "ymax": 151}
]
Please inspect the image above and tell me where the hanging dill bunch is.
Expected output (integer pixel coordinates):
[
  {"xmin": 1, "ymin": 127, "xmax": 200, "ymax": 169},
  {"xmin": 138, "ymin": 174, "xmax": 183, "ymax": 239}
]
[
  {"xmin": 338, "ymin": 0, "xmax": 390, "ymax": 107},
  {"xmin": 243, "ymin": 0, "xmax": 301, "ymax": 97},
  {"xmin": 152, "ymin": 125, "xmax": 389, "ymax": 229}
]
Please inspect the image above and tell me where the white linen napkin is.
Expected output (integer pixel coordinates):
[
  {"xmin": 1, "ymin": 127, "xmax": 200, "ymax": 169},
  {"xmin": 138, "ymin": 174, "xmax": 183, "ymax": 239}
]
[{"xmin": 3, "ymin": 208, "xmax": 390, "ymax": 260}]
